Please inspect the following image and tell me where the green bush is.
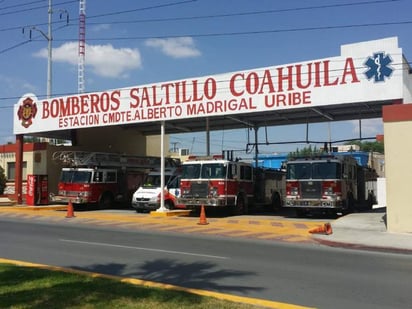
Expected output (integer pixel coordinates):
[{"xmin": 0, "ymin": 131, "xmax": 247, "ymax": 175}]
[{"xmin": 0, "ymin": 166, "xmax": 6, "ymax": 195}]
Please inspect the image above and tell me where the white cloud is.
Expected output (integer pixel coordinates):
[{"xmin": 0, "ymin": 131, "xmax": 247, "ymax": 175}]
[
  {"xmin": 91, "ymin": 24, "xmax": 111, "ymax": 32},
  {"xmin": 0, "ymin": 75, "xmax": 37, "ymax": 93},
  {"xmin": 145, "ymin": 37, "xmax": 201, "ymax": 58},
  {"xmin": 33, "ymin": 42, "xmax": 142, "ymax": 78}
]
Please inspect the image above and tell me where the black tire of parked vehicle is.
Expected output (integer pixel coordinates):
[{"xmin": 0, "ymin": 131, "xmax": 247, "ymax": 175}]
[
  {"xmin": 344, "ymin": 192, "xmax": 355, "ymax": 214},
  {"xmin": 271, "ymin": 192, "xmax": 282, "ymax": 211},
  {"xmin": 98, "ymin": 192, "xmax": 113, "ymax": 209},
  {"xmin": 233, "ymin": 195, "xmax": 248, "ymax": 215},
  {"xmin": 164, "ymin": 200, "xmax": 174, "ymax": 210}
]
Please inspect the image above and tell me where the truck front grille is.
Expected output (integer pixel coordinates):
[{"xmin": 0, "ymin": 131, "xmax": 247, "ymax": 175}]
[
  {"xmin": 300, "ymin": 181, "xmax": 321, "ymax": 199},
  {"xmin": 184, "ymin": 182, "xmax": 209, "ymax": 198}
]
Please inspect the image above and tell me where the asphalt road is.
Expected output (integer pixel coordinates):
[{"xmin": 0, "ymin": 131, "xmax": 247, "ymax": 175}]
[{"xmin": 0, "ymin": 216, "xmax": 411, "ymax": 309}]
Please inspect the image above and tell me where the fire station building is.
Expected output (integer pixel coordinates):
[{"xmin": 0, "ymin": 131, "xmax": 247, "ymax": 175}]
[{"xmin": 9, "ymin": 36, "xmax": 412, "ymax": 233}]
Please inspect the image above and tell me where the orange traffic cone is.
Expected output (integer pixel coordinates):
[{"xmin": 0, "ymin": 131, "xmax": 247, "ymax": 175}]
[
  {"xmin": 308, "ymin": 222, "xmax": 333, "ymax": 235},
  {"xmin": 197, "ymin": 205, "xmax": 209, "ymax": 225},
  {"xmin": 66, "ymin": 200, "xmax": 75, "ymax": 218}
]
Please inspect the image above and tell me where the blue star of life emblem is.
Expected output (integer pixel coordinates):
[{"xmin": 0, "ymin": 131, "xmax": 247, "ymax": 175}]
[{"xmin": 364, "ymin": 52, "xmax": 393, "ymax": 82}]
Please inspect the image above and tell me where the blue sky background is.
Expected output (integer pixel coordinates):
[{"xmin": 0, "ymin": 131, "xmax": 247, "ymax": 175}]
[{"xmin": 1, "ymin": 0, "xmax": 411, "ymax": 155}]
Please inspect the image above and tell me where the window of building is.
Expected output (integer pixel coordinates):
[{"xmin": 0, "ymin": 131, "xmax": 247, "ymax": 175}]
[{"xmin": 7, "ymin": 162, "xmax": 27, "ymax": 181}]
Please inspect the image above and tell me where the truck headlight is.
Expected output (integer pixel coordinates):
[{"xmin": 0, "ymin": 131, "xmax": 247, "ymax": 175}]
[
  {"xmin": 209, "ymin": 187, "xmax": 218, "ymax": 197},
  {"xmin": 78, "ymin": 191, "xmax": 90, "ymax": 197}
]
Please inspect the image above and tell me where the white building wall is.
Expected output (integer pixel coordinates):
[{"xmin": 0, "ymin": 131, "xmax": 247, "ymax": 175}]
[{"xmin": 384, "ymin": 119, "xmax": 412, "ymax": 233}]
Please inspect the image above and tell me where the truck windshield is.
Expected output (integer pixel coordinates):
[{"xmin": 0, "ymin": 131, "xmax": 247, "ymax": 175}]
[
  {"xmin": 182, "ymin": 163, "xmax": 226, "ymax": 179},
  {"xmin": 312, "ymin": 162, "xmax": 341, "ymax": 179},
  {"xmin": 60, "ymin": 170, "xmax": 91, "ymax": 183},
  {"xmin": 182, "ymin": 164, "xmax": 201, "ymax": 179},
  {"xmin": 201, "ymin": 163, "xmax": 226, "ymax": 179},
  {"xmin": 286, "ymin": 162, "xmax": 341, "ymax": 180},
  {"xmin": 287, "ymin": 163, "xmax": 311, "ymax": 179}
]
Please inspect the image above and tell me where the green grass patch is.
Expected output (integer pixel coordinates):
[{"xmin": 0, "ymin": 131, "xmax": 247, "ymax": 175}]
[{"xmin": 0, "ymin": 263, "xmax": 257, "ymax": 309}]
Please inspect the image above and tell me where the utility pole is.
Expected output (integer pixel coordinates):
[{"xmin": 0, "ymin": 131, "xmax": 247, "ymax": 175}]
[
  {"xmin": 23, "ymin": 0, "xmax": 68, "ymax": 144},
  {"xmin": 22, "ymin": 0, "xmax": 55, "ymax": 99},
  {"xmin": 47, "ymin": 0, "xmax": 52, "ymax": 100}
]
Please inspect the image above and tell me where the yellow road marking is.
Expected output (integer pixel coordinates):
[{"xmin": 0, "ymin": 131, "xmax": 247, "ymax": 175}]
[
  {"xmin": 0, "ymin": 257, "xmax": 315, "ymax": 309},
  {"xmin": 0, "ymin": 207, "xmax": 326, "ymax": 243}
]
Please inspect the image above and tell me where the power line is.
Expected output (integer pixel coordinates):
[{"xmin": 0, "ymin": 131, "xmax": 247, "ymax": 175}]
[
  {"xmin": 0, "ymin": 0, "xmax": 400, "ymax": 32},
  {"xmin": 85, "ymin": 0, "xmax": 401, "ymax": 24},
  {"xmin": 0, "ymin": 0, "xmax": 194, "ymax": 19},
  {"xmin": 0, "ymin": 0, "xmax": 77, "ymax": 16},
  {"xmin": 0, "ymin": 23, "xmax": 68, "ymax": 55},
  {"xmin": 0, "ymin": 0, "xmax": 44, "ymax": 11},
  {"xmin": 48, "ymin": 20, "xmax": 412, "ymax": 42},
  {"xmin": 0, "ymin": 0, "xmax": 403, "ymax": 54},
  {"xmin": 0, "ymin": 39, "xmax": 32, "ymax": 54},
  {"xmin": 4, "ymin": 19, "xmax": 407, "ymax": 56},
  {"xmin": 87, "ymin": 0, "xmax": 197, "ymax": 20},
  {"xmin": 0, "ymin": 0, "xmax": 198, "ymax": 54},
  {"xmin": 0, "ymin": 19, "xmax": 68, "ymax": 32}
]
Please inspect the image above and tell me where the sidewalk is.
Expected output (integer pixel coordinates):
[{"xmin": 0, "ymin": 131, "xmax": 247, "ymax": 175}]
[
  {"xmin": 0, "ymin": 196, "xmax": 15, "ymax": 206},
  {"xmin": 311, "ymin": 208, "xmax": 412, "ymax": 254}
]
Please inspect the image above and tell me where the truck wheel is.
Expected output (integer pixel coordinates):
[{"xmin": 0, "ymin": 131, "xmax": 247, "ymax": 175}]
[
  {"xmin": 98, "ymin": 193, "xmax": 113, "ymax": 209},
  {"xmin": 234, "ymin": 196, "xmax": 248, "ymax": 215},
  {"xmin": 344, "ymin": 193, "xmax": 355, "ymax": 214},
  {"xmin": 366, "ymin": 193, "xmax": 375, "ymax": 211},
  {"xmin": 165, "ymin": 200, "xmax": 174, "ymax": 211},
  {"xmin": 271, "ymin": 192, "xmax": 282, "ymax": 212},
  {"xmin": 343, "ymin": 193, "xmax": 355, "ymax": 215}
]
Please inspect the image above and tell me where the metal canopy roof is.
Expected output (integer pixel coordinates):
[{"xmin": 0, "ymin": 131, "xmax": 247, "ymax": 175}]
[{"xmin": 33, "ymin": 98, "xmax": 397, "ymax": 141}]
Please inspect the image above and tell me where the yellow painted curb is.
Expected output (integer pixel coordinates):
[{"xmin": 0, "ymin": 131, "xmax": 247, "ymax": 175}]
[
  {"xmin": 150, "ymin": 210, "xmax": 192, "ymax": 217},
  {"xmin": 2, "ymin": 204, "xmax": 68, "ymax": 211},
  {"xmin": 0, "ymin": 258, "xmax": 314, "ymax": 309}
]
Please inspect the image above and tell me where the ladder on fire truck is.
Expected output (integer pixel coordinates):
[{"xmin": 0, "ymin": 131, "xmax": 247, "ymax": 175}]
[{"xmin": 52, "ymin": 151, "xmax": 179, "ymax": 169}]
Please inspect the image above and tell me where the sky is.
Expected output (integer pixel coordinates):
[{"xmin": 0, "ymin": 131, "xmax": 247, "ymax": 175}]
[{"xmin": 1, "ymin": 0, "xmax": 411, "ymax": 156}]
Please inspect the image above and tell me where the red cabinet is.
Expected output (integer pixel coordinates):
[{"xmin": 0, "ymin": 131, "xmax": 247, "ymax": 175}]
[{"xmin": 26, "ymin": 175, "xmax": 48, "ymax": 205}]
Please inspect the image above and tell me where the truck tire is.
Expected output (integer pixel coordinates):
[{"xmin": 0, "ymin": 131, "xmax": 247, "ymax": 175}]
[
  {"xmin": 164, "ymin": 200, "xmax": 174, "ymax": 211},
  {"xmin": 98, "ymin": 193, "xmax": 113, "ymax": 209},
  {"xmin": 365, "ymin": 192, "xmax": 375, "ymax": 211},
  {"xmin": 233, "ymin": 195, "xmax": 248, "ymax": 215},
  {"xmin": 271, "ymin": 192, "xmax": 282, "ymax": 212},
  {"xmin": 344, "ymin": 193, "xmax": 355, "ymax": 214}
]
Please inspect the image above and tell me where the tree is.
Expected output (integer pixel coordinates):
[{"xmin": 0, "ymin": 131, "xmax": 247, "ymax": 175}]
[
  {"xmin": 0, "ymin": 166, "xmax": 6, "ymax": 195},
  {"xmin": 287, "ymin": 145, "xmax": 324, "ymax": 159},
  {"xmin": 345, "ymin": 140, "xmax": 384, "ymax": 154}
]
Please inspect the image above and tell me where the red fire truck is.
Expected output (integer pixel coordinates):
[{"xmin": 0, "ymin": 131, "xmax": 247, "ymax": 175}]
[
  {"xmin": 51, "ymin": 151, "xmax": 178, "ymax": 208},
  {"xmin": 178, "ymin": 154, "xmax": 285, "ymax": 215},
  {"xmin": 284, "ymin": 155, "xmax": 377, "ymax": 216}
]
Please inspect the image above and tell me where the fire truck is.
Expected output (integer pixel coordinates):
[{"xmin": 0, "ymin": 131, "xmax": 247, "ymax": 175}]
[
  {"xmin": 284, "ymin": 155, "xmax": 377, "ymax": 216},
  {"xmin": 51, "ymin": 151, "xmax": 179, "ymax": 208},
  {"xmin": 178, "ymin": 154, "xmax": 285, "ymax": 215}
]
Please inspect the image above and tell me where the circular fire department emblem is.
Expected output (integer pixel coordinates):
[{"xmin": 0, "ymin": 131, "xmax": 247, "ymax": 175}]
[{"xmin": 17, "ymin": 97, "xmax": 37, "ymax": 128}]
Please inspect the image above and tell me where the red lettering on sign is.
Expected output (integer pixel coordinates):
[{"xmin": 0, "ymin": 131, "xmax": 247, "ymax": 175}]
[{"xmin": 42, "ymin": 90, "xmax": 121, "ymax": 119}]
